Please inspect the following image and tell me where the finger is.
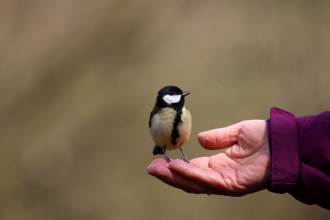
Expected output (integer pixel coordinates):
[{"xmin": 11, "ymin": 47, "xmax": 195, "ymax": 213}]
[
  {"xmin": 146, "ymin": 158, "xmax": 168, "ymax": 174},
  {"xmin": 167, "ymin": 160, "xmax": 229, "ymax": 195},
  {"xmin": 154, "ymin": 170, "xmax": 208, "ymax": 194},
  {"xmin": 148, "ymin": 157, "xmax": 211, "ymax": 169},
  {"xmin": 197, "ymin": 123, "xmax": 241, "ymax": 150},
  {"xmin": 146, "ymin": 159, "xmax": 208, "ymax": 194},
  {"xmin": 190, "ymin": 157, "xmax": 211, "ymax": 169}
]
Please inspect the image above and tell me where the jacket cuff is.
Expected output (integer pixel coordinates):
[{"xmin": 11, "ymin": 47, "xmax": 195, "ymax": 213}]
[{"xmin": 267, "ymin": 107, "xmax": 299, "ymax": 193}]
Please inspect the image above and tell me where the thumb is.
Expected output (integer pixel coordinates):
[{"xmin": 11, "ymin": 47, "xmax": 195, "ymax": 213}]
[{"xmin": 197, "ymin": 123, "xmax": 241, "ymax": 150}]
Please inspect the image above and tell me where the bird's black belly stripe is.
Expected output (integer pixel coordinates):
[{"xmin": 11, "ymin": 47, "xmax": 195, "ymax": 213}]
[{"xmin": 171, "ymin": 109, "xmax": 182, "ymax": 146}]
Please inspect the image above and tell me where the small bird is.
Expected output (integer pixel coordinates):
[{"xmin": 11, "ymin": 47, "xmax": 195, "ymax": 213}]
[{"xmin": 149, "ymin": 86, "xmax": 192, "ymax": 163}]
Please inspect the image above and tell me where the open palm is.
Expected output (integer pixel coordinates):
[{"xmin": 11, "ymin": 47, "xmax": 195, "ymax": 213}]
[{"xmin": 146, "ymin": 120, "xmax": 271, "ymax": 196}]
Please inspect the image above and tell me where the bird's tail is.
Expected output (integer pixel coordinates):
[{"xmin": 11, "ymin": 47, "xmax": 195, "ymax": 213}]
[{"xmin": 152, "ymin": 145, "xmax": 164, "ymax": 155}]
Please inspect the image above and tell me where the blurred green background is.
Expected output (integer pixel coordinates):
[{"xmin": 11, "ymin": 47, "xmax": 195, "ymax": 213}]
[{"xmin": 1, "ymin": 1, "xmax": 330, "ymax": 219}]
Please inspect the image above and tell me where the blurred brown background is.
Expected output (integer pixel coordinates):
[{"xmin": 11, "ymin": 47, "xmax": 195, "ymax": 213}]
[{"xmin": 1, "ymin": 1, "xmax": 330, "ymax": 219}]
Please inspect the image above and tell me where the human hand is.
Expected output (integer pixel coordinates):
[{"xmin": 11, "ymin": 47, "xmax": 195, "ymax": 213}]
[{"xmin": 146, "ymin": 120, "xmax": 271, "ymax": 196}]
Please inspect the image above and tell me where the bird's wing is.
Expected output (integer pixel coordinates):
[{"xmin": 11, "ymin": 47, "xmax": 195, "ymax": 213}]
[{"xmin": 149, "ymin": 105, "xmax": 159, "ymax": 128}]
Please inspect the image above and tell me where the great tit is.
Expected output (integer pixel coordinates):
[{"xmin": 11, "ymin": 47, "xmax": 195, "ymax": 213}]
[{"xmin": 149, "ymin": 86, "xmax": 192, "ymax": 163}]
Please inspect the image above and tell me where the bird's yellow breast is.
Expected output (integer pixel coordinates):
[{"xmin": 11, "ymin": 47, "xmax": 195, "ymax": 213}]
[{"xmin": 150, "ymin": 107, "xmax": 191, "ymax": 151}]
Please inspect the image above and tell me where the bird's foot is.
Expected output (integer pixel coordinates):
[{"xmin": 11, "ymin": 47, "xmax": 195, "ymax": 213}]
[
  {"xmin": 180, "ymin": 148, "xmax": 190, "ymax": 163},
  {"xmin": 182, "ymin": 156, "xmax": 190, "ymax": 164},
  {"xmin": 164, "ymin": 154, "xmax": 171, "ymax": 163}
]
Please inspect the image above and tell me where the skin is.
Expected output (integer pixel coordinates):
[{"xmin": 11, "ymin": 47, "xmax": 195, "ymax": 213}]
[{"xmin": 146, "ymin": 120, "xmax": 271, "ymax": 196}]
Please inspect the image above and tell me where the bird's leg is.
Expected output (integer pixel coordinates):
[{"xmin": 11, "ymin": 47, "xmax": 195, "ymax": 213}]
[
  {"xmin": 180, "ymin": 148, "xmax": 189, "ymax": 163},
  {"xmin": 163, "ymin": 147, "xmax": 171, "ymax": 163}
]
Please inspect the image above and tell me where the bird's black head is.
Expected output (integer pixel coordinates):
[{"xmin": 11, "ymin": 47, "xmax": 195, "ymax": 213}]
[{"xmin": 156, "ymin": 86, "xmax": 190, "ymax": 109}]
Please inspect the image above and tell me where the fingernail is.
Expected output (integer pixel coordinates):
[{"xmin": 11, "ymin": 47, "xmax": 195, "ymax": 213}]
[{"xmin": 146, "ymin": 165, "xmax": 154, "ymax": 174}]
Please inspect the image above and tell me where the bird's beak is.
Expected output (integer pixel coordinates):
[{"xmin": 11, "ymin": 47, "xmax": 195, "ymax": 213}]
[{"xmin": 182, "ymin": 91, "xmax": 190, "ymax": 97}]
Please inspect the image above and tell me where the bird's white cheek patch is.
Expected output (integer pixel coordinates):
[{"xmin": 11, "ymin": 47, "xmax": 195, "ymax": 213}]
[{"xmin": 163, "ymin": 95, "xmax": 181, "ymax": 104}]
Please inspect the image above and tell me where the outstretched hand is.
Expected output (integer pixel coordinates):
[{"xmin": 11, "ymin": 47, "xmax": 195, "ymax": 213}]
[{"xmin": 146, "ymin": 120, "xmax": 271, "ymax": 196}]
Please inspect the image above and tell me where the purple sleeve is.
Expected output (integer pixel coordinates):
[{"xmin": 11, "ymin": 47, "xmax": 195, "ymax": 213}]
[{"xmin": 267, "ymin": 107, "xmax": 330, "ymax": 210}]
